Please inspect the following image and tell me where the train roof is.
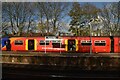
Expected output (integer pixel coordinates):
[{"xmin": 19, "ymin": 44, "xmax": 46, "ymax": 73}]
[{"xmin": 1, "ymin": 36, "xmax": 120, "ymax": 38}]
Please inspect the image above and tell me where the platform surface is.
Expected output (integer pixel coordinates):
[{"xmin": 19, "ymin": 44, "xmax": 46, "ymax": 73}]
[{"xmin": 1, "ymin": 51, "xmax": 120, "ymax": 57}]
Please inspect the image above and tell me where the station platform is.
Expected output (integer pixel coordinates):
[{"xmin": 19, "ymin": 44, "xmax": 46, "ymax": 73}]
[
  {"xmin": 0, "ymin": 51, "xmax": 120, "ymax": 71},
  {"xmin": 1, "ymin": 51, "xmax": 120, "ymax": 57}
]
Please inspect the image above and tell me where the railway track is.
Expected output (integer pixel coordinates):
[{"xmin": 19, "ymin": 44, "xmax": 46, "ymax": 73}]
[{"xmin": 2, "ymin": 63, "xmax": 120, "ymax": 79}]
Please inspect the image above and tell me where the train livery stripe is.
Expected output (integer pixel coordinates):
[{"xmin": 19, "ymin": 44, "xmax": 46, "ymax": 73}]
[
  {"xmin": 34, "ymin": 39, "xmax": 37, "ymax": 51},
  {"xmin": 76, "ymin": 39, "xmax": 78, "ymax": 51},
  {"xmin": 65, "ymin": 39, "xmax": 68, "ymax": 51},
  {"xmin": 2, "ymin": 37, "xmax": 22, "ymax": 50},
  {"xmin": 26, "ymin": 39, "xmax": 28, "ymax": 50}
]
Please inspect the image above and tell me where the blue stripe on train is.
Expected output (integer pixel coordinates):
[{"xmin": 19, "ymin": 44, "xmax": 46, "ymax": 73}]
[{"xmin": 2, "ymin": 37, "xmax": 9, "ymax": 47}]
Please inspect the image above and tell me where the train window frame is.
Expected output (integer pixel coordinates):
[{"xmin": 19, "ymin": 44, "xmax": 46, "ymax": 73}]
[
  {"xmin": 39, "ymin": 40, "xmax": 49, "ymax": 45},
  {"xmin": 14, "ymin": 40, "xmax": 23, "ymax": 45},
  {"xmin": 81, "ymin": 40, "xmax": 92, "ymax": 46},
  {"xmin": 52, "ymin": 40, "xmax": 63, "ymax": 48},
  {"xmin": 94, "ymin": 40, "xmax": 106, "ymax": 46},
  {"xmin": 52, "ymin": 40, "xmax": 61, "ymax": 43}
]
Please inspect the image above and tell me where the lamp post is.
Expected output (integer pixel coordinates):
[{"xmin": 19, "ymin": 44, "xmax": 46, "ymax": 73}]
[
  {"xmin": 45, "ymin": 36, "xmax": 46, "ymax": 53},
  {"xmin": 118, "ymin": 1, "xmax": 120, "ymax": 34},
  {"xmin": 89, "ymin": 23, "xmax": 92, "ymax": 54}
]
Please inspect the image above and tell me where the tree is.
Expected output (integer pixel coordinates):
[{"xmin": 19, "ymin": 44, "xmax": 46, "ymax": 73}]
[
  {"xmin": 37, "ymin": 22, "xmax": 46, "ymax": 35},
  {"xmin": 82, "ymin": 3, "xmax": 101, "ymax": 19},
  {"xmin": 68, "ymin": 2, "xmax": 83, "ymax": 36},
  {"xmin": 36, "ymin": 2, "xmax": 71, "ymax": 35},
  {"xmin": 35, "ymin": 2, "xmax": 45, "ymax": 34},
  {"xmin": 49, "ymin": 2, "xmax": 71, "ymax": 34},
  {"xmin": 2, "ymin": 2, "xmax": 14, "ymax": 34},
  {"xmin": 81, "ymin": 3, "xmax": 101, "ymax": 36},
  {"xmin": 100, "ymin": 3, "xmax": 120, "ymax": 36},
  {"xmin": 2, "ymin": 2, "xmax": 35, "ymax": 36},
  {"xmin": 37, "ymin": 2, "xmax": 52, "ymax": 34},
  {"xmin": 69, "ymin": 2, "xmax": 101, "ymax": 36},
  {"xmin": 117, "ymin": 1, "xmax": 120, "ymax": 36}
]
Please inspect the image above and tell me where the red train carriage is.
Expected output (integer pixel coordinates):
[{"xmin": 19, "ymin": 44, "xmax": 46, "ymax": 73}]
[
  {"xmin": 78, "ymin": 37, "xmax": 110, "ymax": 53},
  {"xmin": 2, "ymin": 36, "xmax": 119, "ymax": 53},
  {"xmin": 2, "ymin": 37, "xmax": 67, "ymax": 52},
  {"xmin": 114, "ymin": 37, "xmax": 120, "ymax": 53}
]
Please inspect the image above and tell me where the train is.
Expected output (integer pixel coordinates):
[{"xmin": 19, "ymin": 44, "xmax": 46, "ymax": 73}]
[{"xmin": 1, "ymin": 36, "xmax": 120, "ymax": 53}]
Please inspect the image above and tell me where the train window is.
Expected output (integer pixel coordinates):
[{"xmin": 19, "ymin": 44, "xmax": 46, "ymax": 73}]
[
  {"xmin": 52, "ymin": 40, "xmax": 61, "ymax": 43},
  {"xmin": 15, "ymin": 40, "xmax": 23, "ymax": 45},
  {"xmin": 52, "ymin": 43, "xmax": 60, "ymax": 48},
  {"xmin": 119, "ymin": 41, "xmax": 120, "ymax": 45},
  {"xmin": 95, "ymin": 41, "xmax": 99, "ymax": 43},
  {"xmin": 52, "ymin": 43, "xmax": 65, "ymax": 48},
  {"xmin": 52, "ymin": 40, "xmax": 65, "ymax": 48},
  {"xmin": 94, "ymin": 40, "xmax": 106, "ymax": 46},
  {"xmin": 101, "ymin": 41, "xmax": 105, "ymax": 43},
  {"xmin": 61, "ymin": 45, "xmax": 65, "ymax": 48},
  {"xmin": 81, "ymin": 40, "xmax": 91, "ymax": 46},
  {"xmin": 81, "ymin": 43, "xmax": 91, "ymax": 46},
  {"xmin": 52, "ymin": 40, "xmax": 62, "ymax": 48},
  {"xmin": 95, "ymin": 43, "xmax": 106, "ymax": 46},
  {"xmin": 40, "ymin": 40, "xmax": 49, "ymax": 45}
]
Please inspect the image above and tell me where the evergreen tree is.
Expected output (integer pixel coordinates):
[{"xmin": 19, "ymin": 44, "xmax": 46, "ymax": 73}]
[{"xmin": 68, "ymin": 2, "xmax": 83, "ymax": 36}]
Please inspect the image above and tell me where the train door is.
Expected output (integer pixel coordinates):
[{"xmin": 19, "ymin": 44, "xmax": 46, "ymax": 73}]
[
  {"xmin": 5, "ymin": 40, "xmax": 11, "ymax": 51},
  {"xmin": 110, "ymin": 36, "xmax": 114, "ymax": 53},
  {"xmin": 28, "ymin": 39, "xmax": 34, "ymax": 50},
  {"xmin": 68, "ymin": 39, "xmax": 76, "ymax": 52}
]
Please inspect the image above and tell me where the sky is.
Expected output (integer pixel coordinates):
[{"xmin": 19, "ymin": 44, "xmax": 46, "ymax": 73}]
[
  {"xmin": 1, "ymin": 0, "xmax": 120, "ymax": 2},
  {"xmin": 82, "ymin": 2, "xmax": 111, "ymax": 8}
]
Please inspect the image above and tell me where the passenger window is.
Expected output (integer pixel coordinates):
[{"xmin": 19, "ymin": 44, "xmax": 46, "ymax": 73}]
[
  {"xmin": 81, "ymin": 40, "xmax": 92, "ymax": 46},
  {"xmin": 40, "ymin": 40, "xmax": 49, "ymax": 45},
  {"xmin": 52, "ymin": 40, "xmax": 61, "ymax": 43},
  {"xmin": 95, "ymin": 40, "xmax": 106, "ymax": 46},
  {"xmin": 15, "ymin": 40, "xmax": 23, "ymax": 45},
  {"xmin": 52, "ymin": 40, "xmax": 64, "ymax": 48}
]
